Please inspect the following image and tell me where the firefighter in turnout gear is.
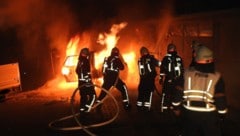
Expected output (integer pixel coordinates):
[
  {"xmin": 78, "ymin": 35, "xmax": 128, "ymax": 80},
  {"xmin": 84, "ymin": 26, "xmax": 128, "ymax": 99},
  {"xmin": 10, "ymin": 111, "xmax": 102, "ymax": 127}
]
[
  {"xmin": 174, "ymin": 45, "xmax": 228, "ymax": 136},
  {"xmin": 137, "ymin": 46, "xmax": 161, "ymax": 112},
  {"xmin": 76, "ymin": 48, "xmax": 96, "ymax": 113},
  {"xmin": 159, "ymin": 43, "xmax": 184, "ymax": 112},
  {"xmin": 96, "ymin": 47, "xmax": 131, "ymax": 111}
]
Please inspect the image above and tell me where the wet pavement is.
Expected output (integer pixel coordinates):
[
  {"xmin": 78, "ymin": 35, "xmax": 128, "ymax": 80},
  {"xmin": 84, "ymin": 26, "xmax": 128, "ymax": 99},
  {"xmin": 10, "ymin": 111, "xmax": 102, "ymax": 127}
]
[{"xmin": 0, "ymin": 88, "xmax": 240, "ymax": 136}]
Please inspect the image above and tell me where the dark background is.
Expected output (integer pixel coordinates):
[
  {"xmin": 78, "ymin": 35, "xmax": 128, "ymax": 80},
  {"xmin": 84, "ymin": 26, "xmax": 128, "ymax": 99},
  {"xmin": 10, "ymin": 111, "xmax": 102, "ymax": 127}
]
[{"xmin": 0, "ymin": 0, "xmax": 240, "ymax": 90}]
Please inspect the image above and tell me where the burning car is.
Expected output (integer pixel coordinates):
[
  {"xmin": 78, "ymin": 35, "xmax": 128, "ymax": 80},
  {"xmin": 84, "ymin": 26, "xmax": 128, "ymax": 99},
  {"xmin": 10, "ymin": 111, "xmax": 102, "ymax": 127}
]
[
  {"xmin": 61, "ymin": 22, "xmax": 136, "ymax": 84},
  {"xmin": 61, "ymin": 55, "xmax": 79, "ymax": 82}
]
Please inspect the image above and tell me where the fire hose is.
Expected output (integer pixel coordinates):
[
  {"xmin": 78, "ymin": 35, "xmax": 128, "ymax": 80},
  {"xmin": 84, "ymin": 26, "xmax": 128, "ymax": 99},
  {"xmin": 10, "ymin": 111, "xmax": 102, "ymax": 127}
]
[
  {"xmin": 48, "ymin": 74, "xmax": 120, "ymax": 136},
  {"xmin": 48, "ymin": 83, "xmax": 119, "ymax": 136}
]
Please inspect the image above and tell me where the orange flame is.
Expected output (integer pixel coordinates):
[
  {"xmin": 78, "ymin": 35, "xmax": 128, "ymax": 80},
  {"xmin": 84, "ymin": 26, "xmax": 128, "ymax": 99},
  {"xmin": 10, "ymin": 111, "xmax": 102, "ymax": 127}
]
[
  {"xmin": 66, "ymin": 35, "xmax": 80, "ymax": 56},
  {"xmin": 60, "ymin": 21, "xmax": 139, "ymax": 89},
  {"xmin": 95, "ymin": 22, "xmax": 127, "ymax": 69}
]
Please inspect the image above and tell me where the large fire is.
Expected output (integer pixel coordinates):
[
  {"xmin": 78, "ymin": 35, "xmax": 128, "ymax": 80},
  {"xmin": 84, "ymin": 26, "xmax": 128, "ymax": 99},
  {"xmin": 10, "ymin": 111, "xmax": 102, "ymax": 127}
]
[{"xmin": 60, "ymin": 22, "xmax": 139, "ymax": 91}]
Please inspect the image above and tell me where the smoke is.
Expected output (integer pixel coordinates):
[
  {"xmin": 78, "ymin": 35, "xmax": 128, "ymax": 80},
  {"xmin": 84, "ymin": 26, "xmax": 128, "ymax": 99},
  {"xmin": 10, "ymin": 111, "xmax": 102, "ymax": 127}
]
[
  {"xmin": 0, "ymin": 0, "xmax": 77, "ymax": 60},
  {"xmin": 0, "ymin": 0, "xmax": 175, "ymax": 61},
  {"xmin": 0, "ymin": 0, "xmax": 176, "ymax": 90},
  {"xmin": 114, "ymin": 0, "xmax": 175, "ymax": 56},
  {"xmin": 0, "ymin": 0, "xmax": 80, "ymax": 90}
]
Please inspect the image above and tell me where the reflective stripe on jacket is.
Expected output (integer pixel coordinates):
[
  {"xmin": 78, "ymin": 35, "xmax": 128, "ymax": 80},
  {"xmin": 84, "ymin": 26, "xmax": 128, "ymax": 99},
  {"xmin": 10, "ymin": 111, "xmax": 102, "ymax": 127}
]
[{"xmin": 183, "ymin": 69, "xmax": 220, "ymax": 112}]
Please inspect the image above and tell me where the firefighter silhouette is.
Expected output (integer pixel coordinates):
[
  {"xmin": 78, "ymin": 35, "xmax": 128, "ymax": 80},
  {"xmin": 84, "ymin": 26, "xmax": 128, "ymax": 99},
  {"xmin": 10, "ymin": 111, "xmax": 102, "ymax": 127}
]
[
  {"xmin": 96, "ymin": 47, "xmax": 131, "ymax": 111},
  {"xmin": 173, "ymin": 45, "xmax": 228, "ymax": 136},
  {"xmin": 76, "ymin": 48, "xmax": 96, "ymax": 113},
  {"xmin": 137, "ymin": 46, "xmax": 161, "ymax": 112},
  {"xmin": 159, "ymin": 43, "xmax": 184, "ymax": 112}
]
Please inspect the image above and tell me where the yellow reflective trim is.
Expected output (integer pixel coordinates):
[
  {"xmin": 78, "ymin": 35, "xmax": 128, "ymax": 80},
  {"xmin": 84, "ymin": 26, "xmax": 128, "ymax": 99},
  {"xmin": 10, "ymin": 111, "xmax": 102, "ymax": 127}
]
[
  {"xmin": 183, "ymin": 95, "xmax": 214, "ymax": 102},
  {"xmin": 183, "ymin": 104, "xmax": 216, "ymax": 112},
  {"xmin": 184, "ymin": 90, "xmax": 213, "ymax": 98},
  {"xmin": 172, "ymin": 102, "xmax": 181, "ymax": 106},
  {"xmin": 188, "ymin": 77, "xmax": 191, "ymax": 90},
  {"xmin": 206, "ymin": 80, "xmax": 213, "ymax": 92},
  {"xmin": 218, "ymin": 109, "xmax": 228, "ymax": 114}
]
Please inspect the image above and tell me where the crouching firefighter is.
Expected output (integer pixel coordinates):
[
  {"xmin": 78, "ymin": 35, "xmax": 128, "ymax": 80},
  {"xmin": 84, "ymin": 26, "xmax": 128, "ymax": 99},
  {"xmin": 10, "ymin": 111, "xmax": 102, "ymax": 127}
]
[
  {"xmin": 173, "ymin": 45, "xmax": 228, "ymax": 136},
  {"xmin": 96, "ymin": 47, "xmax": 131, "ymax": 111},
  {"xmin": 137, "ymin": 46, "xmax": 161, "ymax": 112},
  {"xmin": 76, "ymin": 48, "xmax": 96, "ymax": 113}
]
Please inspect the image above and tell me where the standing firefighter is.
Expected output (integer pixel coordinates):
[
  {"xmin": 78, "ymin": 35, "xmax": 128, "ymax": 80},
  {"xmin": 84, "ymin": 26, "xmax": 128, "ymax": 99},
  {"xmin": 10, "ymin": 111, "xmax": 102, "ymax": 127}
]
[
  {"xmin": 96, "ymin": 47, "xmax": 131, "ymax": 111},
  {"xmin": 174, "ymin": 45, "xmax": 228, "ymax": 136},
  {"xmin": 159, "ymin": 43, "xmax": 184, "ymax": 112},
  {"xmin": 137, "ymin": 46, "xmax": 161, "ymax": 112},
  {"xmin": 76, "ymin": 48, "xmax": 96, "ymax": 113}
]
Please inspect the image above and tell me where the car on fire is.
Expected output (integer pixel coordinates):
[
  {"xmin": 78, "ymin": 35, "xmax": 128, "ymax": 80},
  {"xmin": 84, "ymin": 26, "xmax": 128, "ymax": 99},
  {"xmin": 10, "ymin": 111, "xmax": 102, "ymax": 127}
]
[{"xmin": 61, "ymin": 55, "xmax": 79, "ymax": 82}]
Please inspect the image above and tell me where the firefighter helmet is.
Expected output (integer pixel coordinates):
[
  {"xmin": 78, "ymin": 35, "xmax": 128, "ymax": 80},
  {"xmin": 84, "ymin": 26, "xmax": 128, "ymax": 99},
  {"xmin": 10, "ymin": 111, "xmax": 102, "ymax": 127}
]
[
  {"xmin": 111, "ymin": 47, "xmax": 120, "ymax": 56},
  {"xmin": 167, "ymin": 43, "xmax": 176, "ymax": 52},
  {"xmin": 140, "ymin": 46, "xmax": 149, "ymax": 56},
  {"xmin": 195, "ymin": 46, "xmax": 213, "ymax": 63},
  {"xmin": 80, "ymin": 48, "xmax": 90, "ymax": 56}
]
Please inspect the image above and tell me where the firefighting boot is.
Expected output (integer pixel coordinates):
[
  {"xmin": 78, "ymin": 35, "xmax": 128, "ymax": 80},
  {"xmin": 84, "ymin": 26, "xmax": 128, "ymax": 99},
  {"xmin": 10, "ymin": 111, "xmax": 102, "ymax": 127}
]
[
  {"xmin": 136, "ymin": 101, "xmax": 144, "ymax": 112},
  {"xmin": 141, "ymin": 106, "xmax": 150, "ymax": 112},
  {"xmin": 136, "ymin": 105, "xmax": 143, "ymax": 112},
  {"xmin": 161, "ymin": 93, "xmax": 167, "ymax": 112},
  {"xmin": 80, "ymin": 106, "xmax": 87, "ymax": 113},
  {"xmin": 161, "ymin": 104, "xmax": 168, "ymax": 112},
  {"xmin": 123, "ymin": 102, "xmax": 132, "ymax": 111}
]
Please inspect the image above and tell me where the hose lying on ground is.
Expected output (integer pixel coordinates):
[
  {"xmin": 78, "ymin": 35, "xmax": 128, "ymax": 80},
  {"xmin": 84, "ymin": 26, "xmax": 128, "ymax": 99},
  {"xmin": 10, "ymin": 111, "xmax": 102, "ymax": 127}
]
[{"xmin": 48, "ymin": 83, "xmax": 120, "ymax": 136}]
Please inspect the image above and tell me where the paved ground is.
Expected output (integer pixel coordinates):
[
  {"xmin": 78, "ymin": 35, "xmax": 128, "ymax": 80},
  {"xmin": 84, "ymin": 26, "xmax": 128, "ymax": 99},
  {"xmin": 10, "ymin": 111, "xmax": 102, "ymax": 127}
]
[{"xmin": 0, "ymin": 86, "xmax": 240, "ymax": 136}]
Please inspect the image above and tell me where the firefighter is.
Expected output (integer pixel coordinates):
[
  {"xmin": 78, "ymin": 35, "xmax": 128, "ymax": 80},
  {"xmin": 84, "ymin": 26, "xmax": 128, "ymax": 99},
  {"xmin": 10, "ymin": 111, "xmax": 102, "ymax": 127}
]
[
  {"xmin": 159, "ymin": 43, "xmax": 184, "ymax": 112},
  {"xmin": 173, "ymin": 45, "xmax": 228, "ymax": 136},
  {"xmin": 96, "ymin": 47, "xmax": 131, "ymax": 111},
  {"xmin": 189, "ymin": 40, "xmax": 202, "ymax": 68},
  {"xmin": 137, "ymin": 46, "xmax": 161, "ymax": 112},
  {"xmin": 76, "ymin": 48, "xmax": 96, "ymax": 113}
]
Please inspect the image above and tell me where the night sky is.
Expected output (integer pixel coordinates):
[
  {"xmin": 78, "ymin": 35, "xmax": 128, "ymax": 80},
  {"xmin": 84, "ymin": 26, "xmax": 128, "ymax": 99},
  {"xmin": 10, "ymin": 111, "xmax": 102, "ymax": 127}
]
[
  {"xmin": 174, "ymin": 0, "xmax": 240, "ymax": 15},
  {"xmin": 68, "ymin": 0, "xmax": 240, "ymax": 16}
]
